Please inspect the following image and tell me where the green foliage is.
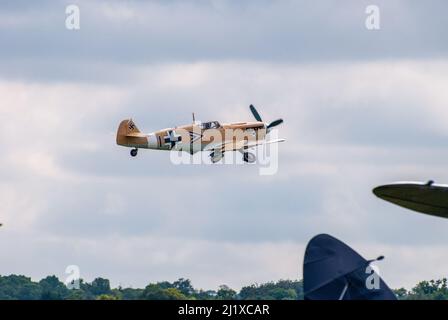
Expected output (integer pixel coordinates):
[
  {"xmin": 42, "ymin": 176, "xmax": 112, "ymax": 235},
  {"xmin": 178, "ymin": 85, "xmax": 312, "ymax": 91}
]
[
  {"xmin": 39, "ymin": 275, "xmax": 70, "ymax": 300},
  {"xmin": 173, "ymin": 278, "xmax": 195, "ymax": 296},
  {"xmin": 87, "ymin": 278, "xmax": 112, "ymax": 296},
  {"xmin": 97, "ymin": 294, "xmax": 119, "ymax": 300},
  {"xmin": 216, "ymin": 285, "xmax": 237, "ymax": 300},
  {"xmin": 393, "ymin": 288, "xmax": 408, "ymax": 300},
  {"xmin": 2, "ymin": 274, "xmax": 448, "ymax": 300},
  {"xmin": 239, "ymin": 280, "xmax": 303, "ymax": 300},
  {"xmin": 141, "ymin": 284, "xmax": 188, "ymax": 300},
  {"xmin": 402, "ymin": 278, "xmax": 448, "ymax": 300},
  {"xmin": 115, "ymin": 287, "xmax": 143, "ymax": 300},
  {"xmin": 0, "ymin": 275, "xmax": 42, "ymax": 300},
  {"xmin": 194, "ymin": 289, "xmax": 217, "ymax": 300},
  {"xmin": 65, "ymin": 289, "xmax": 89, "ymax": 300}
]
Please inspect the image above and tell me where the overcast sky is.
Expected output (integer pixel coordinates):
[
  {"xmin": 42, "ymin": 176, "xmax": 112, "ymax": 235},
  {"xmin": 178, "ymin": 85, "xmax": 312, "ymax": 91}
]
[{"xmin": 1, "ymin": 0, "xmax": 448, "ymax": 291}]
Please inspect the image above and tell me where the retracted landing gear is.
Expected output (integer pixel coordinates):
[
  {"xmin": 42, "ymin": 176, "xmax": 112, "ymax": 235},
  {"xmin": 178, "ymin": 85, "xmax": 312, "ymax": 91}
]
[{"xmin": 130, "ymin": 148, "xmax": 138, "ymax": 157}]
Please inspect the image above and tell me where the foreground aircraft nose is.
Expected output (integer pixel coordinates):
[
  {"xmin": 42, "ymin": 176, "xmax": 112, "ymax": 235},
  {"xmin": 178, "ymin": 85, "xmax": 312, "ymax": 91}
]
[
  {"xmin": 372, "ymin": 185, "xmax": 394, "ymax": 198},
  {"xmin": 373, "ymin": 181, "xmax": 448, "ymax": 218}
]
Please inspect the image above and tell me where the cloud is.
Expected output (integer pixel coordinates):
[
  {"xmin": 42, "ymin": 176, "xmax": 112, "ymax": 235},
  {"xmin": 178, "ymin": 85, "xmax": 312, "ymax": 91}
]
[
  {"xmin": 1, "ymin": 0, "xmax": 448, "ymax": 76},
  {"xmin": 1, "ymin": 1, "xmax": 448, "ymax": 291}
]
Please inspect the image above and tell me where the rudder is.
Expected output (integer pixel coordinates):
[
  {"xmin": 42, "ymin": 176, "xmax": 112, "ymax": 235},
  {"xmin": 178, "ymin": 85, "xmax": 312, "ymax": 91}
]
[{"xmin": 116, "ymin": 119, "xmax": 145, "ymax": 146}]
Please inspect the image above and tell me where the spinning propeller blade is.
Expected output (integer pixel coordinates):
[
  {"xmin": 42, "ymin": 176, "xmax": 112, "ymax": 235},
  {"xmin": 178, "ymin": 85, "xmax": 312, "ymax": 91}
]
[
  {"xmin": 250, "ymin": 104, "xmax": 263, "ymax": 122},
  {"xmin": 267, "ymin": 119, "xmax": 284, "ymax": 129},
  {"xmin": 249, "ymin": 105, "xmax": 284, "ymax": 132}
]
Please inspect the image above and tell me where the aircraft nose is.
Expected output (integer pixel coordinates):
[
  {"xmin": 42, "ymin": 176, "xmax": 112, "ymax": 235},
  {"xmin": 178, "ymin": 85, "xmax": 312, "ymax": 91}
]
[
  {"xmin": 372, "ymin": 185, "xmax": 386, "ymax": 198},
  {"xmin": 372, "ymin": 185, "xmax": 395, "ymax": 199}
]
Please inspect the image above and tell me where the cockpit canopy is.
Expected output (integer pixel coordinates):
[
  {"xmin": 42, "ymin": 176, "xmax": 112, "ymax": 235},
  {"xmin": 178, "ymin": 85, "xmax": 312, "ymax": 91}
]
[{"xmin": 201, "ymin": 121, "xmax": 221, "ymax": 129}]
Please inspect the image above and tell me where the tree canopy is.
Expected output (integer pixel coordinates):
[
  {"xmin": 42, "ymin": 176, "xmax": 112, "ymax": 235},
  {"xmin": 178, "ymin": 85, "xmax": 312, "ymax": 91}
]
[{"xmin": 0, "ymin": 274, "xmax": 446, "ymax": 300}]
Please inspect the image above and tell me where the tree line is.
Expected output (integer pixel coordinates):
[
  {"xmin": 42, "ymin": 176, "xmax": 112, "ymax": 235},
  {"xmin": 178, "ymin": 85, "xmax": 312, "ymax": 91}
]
[{"xmin": 0, "ymin": 274, "xmax": 446, "ymax": 300}]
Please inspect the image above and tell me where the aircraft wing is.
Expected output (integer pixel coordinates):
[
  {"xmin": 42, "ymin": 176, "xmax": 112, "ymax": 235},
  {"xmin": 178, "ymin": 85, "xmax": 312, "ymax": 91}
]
[
  {"xmin": 243, "ymin": 138, "xmax": 286, "ymax": 150},
  {"xmin": 205, "ymin": 138, "xmax": 285, "ymax": 153}
]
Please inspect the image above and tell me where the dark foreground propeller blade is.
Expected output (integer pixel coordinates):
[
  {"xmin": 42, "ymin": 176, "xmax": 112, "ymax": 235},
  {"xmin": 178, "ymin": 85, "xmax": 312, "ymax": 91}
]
[
  {"xmin": 303, "ymin": 234, "xmax": 397, "ymax": 300},
  {"xmin": 267, "ymin": 119, "xmax": 283, "ymax": 129},
  {"xmin": 250, "ymin": 104, "xmax": 263, "ymax": 122}
]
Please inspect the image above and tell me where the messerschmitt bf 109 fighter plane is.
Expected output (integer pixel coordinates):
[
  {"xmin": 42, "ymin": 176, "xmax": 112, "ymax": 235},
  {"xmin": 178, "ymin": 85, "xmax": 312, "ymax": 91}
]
[{"xmin": 116, "ymin": 105, "xmax": 285, "ymax": 163}]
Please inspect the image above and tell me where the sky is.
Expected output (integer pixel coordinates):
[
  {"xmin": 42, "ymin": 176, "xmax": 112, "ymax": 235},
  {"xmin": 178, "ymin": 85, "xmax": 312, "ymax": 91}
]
[{"xmin": 1, "ymin": 0, "xmax": 448, "ymax": 291}]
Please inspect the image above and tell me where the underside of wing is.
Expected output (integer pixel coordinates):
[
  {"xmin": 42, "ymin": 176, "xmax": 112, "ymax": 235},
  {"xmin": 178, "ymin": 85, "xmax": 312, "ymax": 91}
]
[
  {"xmin": 243, "ymin": 138, "xmax": 286, "ymax": 150},
  {"xmin": 205, "ymin": 138, "xmax": 285, "ymax": 153}
]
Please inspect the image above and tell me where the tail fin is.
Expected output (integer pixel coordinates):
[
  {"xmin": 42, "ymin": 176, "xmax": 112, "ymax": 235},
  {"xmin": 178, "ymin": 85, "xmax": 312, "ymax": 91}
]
[{"xmin": 116, "ymin": 119, "xmax": 146, "ymax": 146}]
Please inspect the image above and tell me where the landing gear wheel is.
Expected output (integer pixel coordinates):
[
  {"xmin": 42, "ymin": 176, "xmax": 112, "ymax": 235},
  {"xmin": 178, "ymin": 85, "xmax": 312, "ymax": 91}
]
[
  {"xmin": 243, "ymin": 152, "xmax": 256, "ymax": 163},
  {"xmin": 130, "ymin": 148, "xmax": 138, "ymax": 157},
  {"xmin": 210, "ymin": 151, "xmax": 223, "ymax": 163}
]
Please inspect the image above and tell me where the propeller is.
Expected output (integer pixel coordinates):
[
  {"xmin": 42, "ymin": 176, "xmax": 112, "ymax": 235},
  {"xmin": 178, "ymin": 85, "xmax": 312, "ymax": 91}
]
[
  {"xmin": 250, "ymin": 104, "xmax": 262, "ymax": 122},
  {"xmin": 267, "ymin": 119, "xmax": 283, "ymax": 130},
  {"xmin": 249, "ymin": 104, "xmax": 283, "ymax": 132}
]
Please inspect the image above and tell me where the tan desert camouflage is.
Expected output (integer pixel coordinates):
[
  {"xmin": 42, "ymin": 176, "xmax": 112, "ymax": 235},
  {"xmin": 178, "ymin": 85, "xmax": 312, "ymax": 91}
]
[{"xmin": 116, "ymin": 105, "xmax": 284, "ymax": 163}]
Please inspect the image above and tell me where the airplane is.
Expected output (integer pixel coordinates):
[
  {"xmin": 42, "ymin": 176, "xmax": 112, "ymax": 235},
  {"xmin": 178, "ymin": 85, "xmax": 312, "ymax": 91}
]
[
  {"xmin": 373, "ymin": 180, "xmax": 448, "ymax": 219},
  {"xmin": 116, "ymin": 105, "xmax": 285, "ymax": 163}
]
